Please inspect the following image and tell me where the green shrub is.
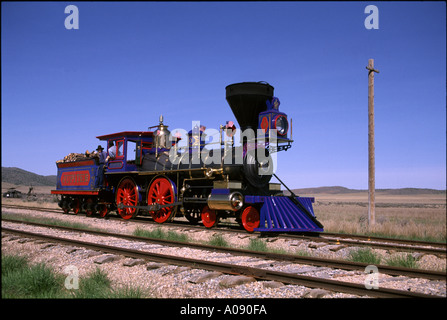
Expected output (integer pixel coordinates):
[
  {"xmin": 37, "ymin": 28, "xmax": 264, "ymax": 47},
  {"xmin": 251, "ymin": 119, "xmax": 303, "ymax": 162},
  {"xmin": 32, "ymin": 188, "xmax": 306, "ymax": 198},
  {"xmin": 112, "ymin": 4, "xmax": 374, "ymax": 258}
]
[
  {"xmin": 208, "ymin": 234, "xmax": 229, "ymax": 247},
  {"xmin": 133, "ymin": 227, "xmax": 189, "ymax": 242},
  {"xmin": 247, "ymin": 238, "xmax": 268, "ymax": 252},
  {"xmin": 385, "ymin": 254, "xmax": 418, "ymax": 269},
  {"xmin": 2, "ymin": 254, "xmax": 144, "ymax": 298},
  {"xmin": 348, "ymin": 248, "xmax": 382, "ymax": 265},
  {"xmin": 2, "ymin": 255, "xmax": 64, "ymax": 298}
]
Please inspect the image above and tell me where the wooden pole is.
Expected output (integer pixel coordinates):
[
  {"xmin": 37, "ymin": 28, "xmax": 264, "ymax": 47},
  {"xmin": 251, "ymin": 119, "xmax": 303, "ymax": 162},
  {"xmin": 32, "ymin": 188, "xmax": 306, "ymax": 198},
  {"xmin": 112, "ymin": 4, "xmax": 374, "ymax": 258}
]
[{"xmin": 366, "ymin": 59, "xmax": 379, "ymax": 228}]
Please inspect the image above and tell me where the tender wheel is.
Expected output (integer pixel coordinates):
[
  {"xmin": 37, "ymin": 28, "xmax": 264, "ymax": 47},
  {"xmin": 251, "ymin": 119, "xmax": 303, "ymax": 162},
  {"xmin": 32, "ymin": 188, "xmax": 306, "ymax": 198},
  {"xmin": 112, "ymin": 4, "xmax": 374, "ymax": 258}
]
[
  {"xmin": 116, "ymin": 177, "xmax": 139, "ymax": 220},
  {"xmin": 85, "ymin": 198, "xmax": 95, "ymax": 217},
  {"xmin": 241, "ymin": 206, "xmax": 260, "ymax": 233},
  {"xmin": 72, "ymin": 198, "xmax": 81, "ymax": 214},
  {"xmin": 201, "ymin": 205, "xmax": 219, "ymax": 228},
  {"xmin": 147, "ymin": 177, "xmax": 176, "ymax": 223},
  {"xmin": 98, "ymin": 204, "xmax": 109, "ymax": 218},
  {"xmin": 62, "ymin": 200, "xmax": 70, "ymax": 214}
]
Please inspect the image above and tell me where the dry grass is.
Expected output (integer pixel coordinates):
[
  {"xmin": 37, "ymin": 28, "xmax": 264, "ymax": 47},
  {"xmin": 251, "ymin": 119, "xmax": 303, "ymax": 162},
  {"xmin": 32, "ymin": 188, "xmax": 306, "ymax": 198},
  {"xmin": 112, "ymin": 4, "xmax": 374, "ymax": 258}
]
[
  {"xmin": 307, "ymin": 192, "xmax": 446, "ymax": 242},
  {"xmin": 2, "ymin": 184, "xmax": 59, "ymax": 209},
  {"xmin": 2, "ymin": 198, "xmax": 59, "ymax": 209}
]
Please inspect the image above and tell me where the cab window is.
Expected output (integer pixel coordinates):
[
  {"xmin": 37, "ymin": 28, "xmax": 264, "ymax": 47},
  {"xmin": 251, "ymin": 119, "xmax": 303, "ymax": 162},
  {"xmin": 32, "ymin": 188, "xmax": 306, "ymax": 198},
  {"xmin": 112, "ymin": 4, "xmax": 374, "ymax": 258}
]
[
  {"xmin": 108, "ymin": 139, "xmax": 124, "ymax": 159},
  {"xmin": 127, "ymin": 140, "xmax": 136, "ymax": 162},
  {"xmin": 117, "ymin": 140, "xmax": 124, "ymax": 157}
]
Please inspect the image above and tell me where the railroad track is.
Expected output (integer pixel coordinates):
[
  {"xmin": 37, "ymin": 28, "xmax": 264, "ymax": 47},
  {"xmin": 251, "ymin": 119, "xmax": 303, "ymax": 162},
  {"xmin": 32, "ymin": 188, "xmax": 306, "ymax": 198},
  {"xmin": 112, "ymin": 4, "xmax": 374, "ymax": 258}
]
[
  {"xmin": 3, "ymin": 203, "xmax": 446, "ymax": 256},
  {"xmin": 2, "ymin": 217, "xmax": 445, "ymax": 281},
  {"xmin": 2, "ymin": 219, "xmax": 445, "ymax": 298},
  {"xmin": 321, "ymin": 232, "xmax": 447, "ymax": 250},
  {"xmin": 2, "ymin": 204, "xmax": 64, "ymax": 213}
]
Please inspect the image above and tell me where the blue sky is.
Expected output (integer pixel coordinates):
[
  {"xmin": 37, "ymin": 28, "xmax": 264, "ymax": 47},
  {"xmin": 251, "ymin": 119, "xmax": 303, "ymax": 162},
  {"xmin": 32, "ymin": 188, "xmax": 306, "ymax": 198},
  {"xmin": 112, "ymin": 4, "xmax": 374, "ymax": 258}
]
[{"xmin": 2, "ymin": 1, "xmax": 446, "ymax": 189}]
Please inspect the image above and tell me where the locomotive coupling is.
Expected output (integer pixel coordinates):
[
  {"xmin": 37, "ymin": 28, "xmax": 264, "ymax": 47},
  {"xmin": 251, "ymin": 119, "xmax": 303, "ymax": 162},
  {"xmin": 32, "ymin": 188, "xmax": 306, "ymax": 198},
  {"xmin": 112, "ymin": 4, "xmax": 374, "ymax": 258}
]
[{"xmin": 207, "ymin": 191, "xmax": 244, "ymax": 211}]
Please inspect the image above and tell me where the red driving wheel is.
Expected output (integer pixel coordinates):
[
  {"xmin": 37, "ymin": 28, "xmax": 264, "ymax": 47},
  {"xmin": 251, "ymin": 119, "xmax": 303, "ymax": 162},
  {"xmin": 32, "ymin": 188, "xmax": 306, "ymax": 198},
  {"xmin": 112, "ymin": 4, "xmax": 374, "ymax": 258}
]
[
  {"xmin": 116, "ymin": 177, "xmax": 139, "ymax": 220},
  {"xmin": 241, "ymin": 206, "xmax": 260, "ymax": 233},
  {"xmin": 147, "ymin": 177, "xmax": 176, "ymax": 223}
]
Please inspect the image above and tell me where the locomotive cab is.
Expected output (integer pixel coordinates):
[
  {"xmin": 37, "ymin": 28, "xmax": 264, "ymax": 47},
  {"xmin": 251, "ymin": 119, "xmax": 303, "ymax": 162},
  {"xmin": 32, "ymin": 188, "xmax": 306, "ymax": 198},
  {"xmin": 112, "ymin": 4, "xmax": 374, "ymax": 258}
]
[{"xmin": 96, "ymin": 131, "xmax": 155, "ymax": 172}]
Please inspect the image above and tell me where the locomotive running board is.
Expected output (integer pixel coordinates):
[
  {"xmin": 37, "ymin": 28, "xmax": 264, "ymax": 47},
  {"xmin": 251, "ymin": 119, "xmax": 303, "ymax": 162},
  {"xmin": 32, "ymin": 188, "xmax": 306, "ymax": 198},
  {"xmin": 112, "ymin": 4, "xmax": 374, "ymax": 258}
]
[{"xmin": 247, "ymin": 196, "xmax": 324, "ymax": 233}]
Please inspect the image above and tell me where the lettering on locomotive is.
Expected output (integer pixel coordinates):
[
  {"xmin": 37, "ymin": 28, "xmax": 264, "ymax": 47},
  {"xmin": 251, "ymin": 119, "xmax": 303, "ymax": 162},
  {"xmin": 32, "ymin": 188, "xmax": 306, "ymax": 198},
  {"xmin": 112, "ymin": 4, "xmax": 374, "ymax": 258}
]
[{"xmin": 60, "ymin": 170, "xmax": 91, "ymax": 186}]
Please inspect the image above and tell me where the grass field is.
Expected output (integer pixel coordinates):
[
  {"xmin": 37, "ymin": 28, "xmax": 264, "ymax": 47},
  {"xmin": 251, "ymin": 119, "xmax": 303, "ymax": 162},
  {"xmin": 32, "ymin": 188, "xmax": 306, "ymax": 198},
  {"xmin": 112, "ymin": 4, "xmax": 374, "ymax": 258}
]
[{"xmin": 302, "ymin": 191, "xmax": 446, "ymax": 242}]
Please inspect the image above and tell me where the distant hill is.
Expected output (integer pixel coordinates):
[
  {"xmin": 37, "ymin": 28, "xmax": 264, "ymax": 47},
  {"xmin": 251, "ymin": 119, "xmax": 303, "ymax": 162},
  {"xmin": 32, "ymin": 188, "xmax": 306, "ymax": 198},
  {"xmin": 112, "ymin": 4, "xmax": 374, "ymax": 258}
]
[
  {"xmin": 1, "ymin": 167, "xmax": 445, "ymax": 195},
  {"xmin": 291, "ymin": 186, "xmax": 362, "ymax": 195},
  {"xmin": 291, "ymin": 186, "xmax": 445, "ymax": 195},
  {"xmin": 374, "ymin": 188, "xmax": 446, "ymax": 195},
  {"xmin": 1, "ymin": 167, "xmax": 57, "ymax": 187}
]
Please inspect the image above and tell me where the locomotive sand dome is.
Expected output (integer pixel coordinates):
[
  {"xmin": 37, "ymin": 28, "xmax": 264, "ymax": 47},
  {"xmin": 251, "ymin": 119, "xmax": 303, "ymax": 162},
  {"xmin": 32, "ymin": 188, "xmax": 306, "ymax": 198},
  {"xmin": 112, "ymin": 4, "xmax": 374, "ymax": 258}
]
[{"xmin": 51, "ymin": 82, "xmax": 324, "ymax": 233}]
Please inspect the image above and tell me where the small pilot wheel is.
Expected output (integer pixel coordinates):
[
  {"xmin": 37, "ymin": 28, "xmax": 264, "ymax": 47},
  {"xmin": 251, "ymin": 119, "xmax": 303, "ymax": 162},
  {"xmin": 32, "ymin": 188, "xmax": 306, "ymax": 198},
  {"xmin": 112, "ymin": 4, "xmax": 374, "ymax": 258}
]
[
  {"xmin": 116, "ymin": 177, "xmax": 139, "ymax": 220},
  {"xmin": 241, "ymin": 206, "xmax": 260, "ymax": 233},
  {"xmin": 147, "ymin": 177, "xmax": 176, "ymax": 223},
  {"xmin": 201, "ymin": 205, "xmax": 219, "ymax": 228}
]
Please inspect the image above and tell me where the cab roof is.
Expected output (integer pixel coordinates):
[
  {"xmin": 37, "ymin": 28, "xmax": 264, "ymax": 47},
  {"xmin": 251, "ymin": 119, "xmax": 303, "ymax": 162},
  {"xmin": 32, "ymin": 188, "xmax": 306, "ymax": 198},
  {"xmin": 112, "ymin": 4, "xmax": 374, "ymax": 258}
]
[{"xmin": 96, "ymin": 131, "xmax": 154, "ymax": 141}]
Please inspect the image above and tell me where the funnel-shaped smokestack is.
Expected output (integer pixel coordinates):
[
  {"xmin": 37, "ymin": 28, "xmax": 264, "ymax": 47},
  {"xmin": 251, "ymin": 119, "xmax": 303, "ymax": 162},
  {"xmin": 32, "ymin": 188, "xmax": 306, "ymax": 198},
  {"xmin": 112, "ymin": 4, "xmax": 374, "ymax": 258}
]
[{"xmin": 226, "ymin": 82, "xmax": 274, "ymax": 130}]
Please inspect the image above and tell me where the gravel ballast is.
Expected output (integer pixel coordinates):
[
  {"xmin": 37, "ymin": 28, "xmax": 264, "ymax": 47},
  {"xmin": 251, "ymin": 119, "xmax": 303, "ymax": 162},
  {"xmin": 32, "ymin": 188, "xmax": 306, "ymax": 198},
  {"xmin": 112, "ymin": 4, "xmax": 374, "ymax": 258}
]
[{"xmin": 2, "ymin": 207, "xmax": 446, "ymax": 298}]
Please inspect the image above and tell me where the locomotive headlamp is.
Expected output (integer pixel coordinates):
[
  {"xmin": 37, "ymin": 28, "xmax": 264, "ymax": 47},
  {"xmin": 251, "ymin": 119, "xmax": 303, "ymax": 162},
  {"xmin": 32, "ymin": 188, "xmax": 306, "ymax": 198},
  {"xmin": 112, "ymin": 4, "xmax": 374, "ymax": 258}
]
[{"xmin": 274, "ymin": 115, "xmax": 288, "ymax": 136}]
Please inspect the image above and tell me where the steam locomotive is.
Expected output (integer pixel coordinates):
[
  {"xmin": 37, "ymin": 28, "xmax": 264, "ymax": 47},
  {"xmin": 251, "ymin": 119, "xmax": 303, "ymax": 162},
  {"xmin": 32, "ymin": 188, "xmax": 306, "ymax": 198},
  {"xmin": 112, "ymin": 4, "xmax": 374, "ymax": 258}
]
[{"xmin": 51, "ymin": 82, "xmax": 324, "ymax": 233}]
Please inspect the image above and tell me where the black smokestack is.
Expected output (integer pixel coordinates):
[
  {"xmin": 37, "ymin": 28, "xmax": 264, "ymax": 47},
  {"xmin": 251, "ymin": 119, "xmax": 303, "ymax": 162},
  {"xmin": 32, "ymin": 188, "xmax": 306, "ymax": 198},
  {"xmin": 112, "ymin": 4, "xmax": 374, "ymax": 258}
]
[{"xmin": 225, "ymin": 82, "xmax": 274, "ymax": 131}]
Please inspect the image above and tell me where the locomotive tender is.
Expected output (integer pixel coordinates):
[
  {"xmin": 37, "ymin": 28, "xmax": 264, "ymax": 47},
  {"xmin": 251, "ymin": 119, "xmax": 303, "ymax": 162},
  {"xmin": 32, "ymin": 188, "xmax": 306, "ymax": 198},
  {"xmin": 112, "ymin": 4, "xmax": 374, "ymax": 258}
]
[{"xmin": 51, "ymin": 82, "xmax": 324, "ymax": 233}]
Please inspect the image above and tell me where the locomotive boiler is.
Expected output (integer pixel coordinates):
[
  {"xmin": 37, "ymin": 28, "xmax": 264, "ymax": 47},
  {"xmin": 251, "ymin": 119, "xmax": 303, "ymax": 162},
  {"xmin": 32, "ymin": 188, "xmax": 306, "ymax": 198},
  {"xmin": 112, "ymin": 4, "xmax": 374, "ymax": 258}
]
[{"xmin": 51, "ymin": 82, "xmax": 324, "ymax": 233}]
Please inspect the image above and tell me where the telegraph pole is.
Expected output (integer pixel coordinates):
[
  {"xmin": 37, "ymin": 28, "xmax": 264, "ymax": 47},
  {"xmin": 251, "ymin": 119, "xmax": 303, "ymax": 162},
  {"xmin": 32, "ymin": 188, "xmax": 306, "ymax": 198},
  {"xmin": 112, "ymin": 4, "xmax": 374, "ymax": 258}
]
[{"xmin": 366, "ymin": 59, "xmax": 379, "ymax": 227}]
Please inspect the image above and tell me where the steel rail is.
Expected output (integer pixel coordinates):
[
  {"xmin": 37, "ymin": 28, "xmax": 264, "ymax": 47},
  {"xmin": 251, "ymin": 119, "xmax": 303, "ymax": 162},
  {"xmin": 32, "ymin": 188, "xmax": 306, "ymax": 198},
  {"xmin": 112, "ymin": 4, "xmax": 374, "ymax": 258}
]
[
  {"xmin": 2, "ymin": 226, "xmax": 441, "ymax": 298},
  {"xmin": 321, "ymin": 232, "xmax": 447, "ymax": 249},
  {"xmin": 280, "ymin": 233, "xmax": 447, "ymax": 256},
  {"xmin": 2, "ymin": 204, "xmax": 63, "ymax": 213},
  {"xmin": 2, "ymin": 218, "xmax": 446, "ymax": 282}
]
